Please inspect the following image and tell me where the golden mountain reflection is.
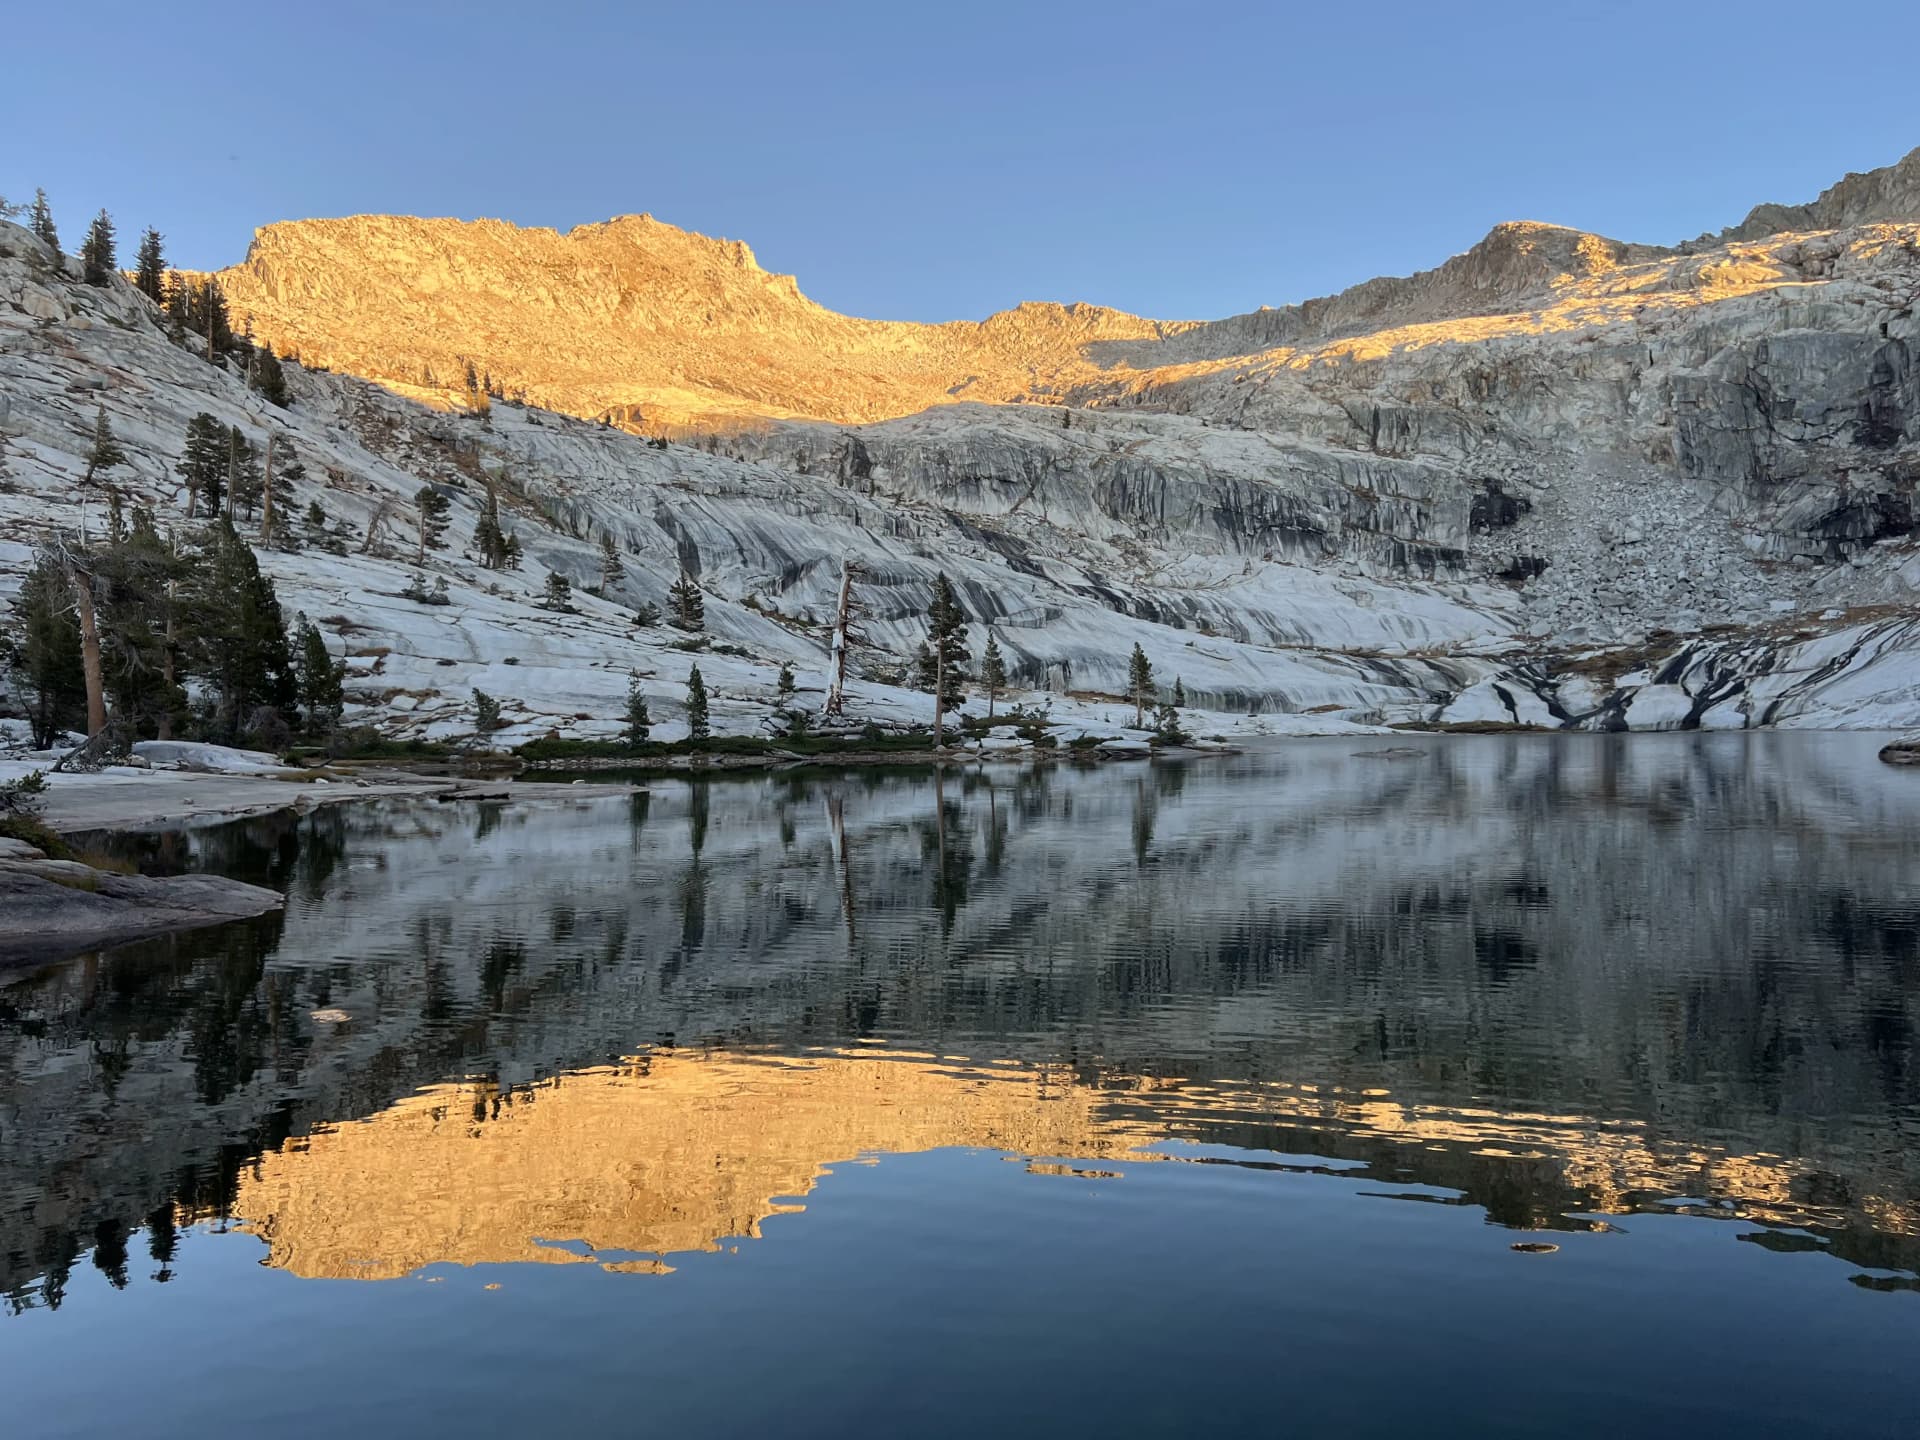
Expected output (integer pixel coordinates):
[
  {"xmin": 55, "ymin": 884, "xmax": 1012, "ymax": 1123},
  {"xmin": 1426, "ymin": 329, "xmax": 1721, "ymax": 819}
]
[{"xmin": 228, "ymin": 1048, "xmax": 1918, "ymax": 1282}]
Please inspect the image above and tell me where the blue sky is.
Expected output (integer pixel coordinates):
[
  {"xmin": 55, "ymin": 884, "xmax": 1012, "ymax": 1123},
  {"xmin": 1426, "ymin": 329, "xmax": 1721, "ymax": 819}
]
[{"xmin": 5, "ymin": 1, "xmax": 1916, "ymax": 322}]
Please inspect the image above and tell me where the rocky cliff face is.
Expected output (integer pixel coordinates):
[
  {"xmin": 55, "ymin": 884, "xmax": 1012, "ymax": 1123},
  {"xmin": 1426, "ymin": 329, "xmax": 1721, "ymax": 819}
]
[
  {"xmin": 1701, "ymin": 146, "xmax": 1920, "ymax": 245},
  {"xmin": 6, "ymin": 149, "xmax": 1920, "ymax": 735},
  {"xmin": 213, "ymin": 212, "xmax": 1175, "ymax": 429}
]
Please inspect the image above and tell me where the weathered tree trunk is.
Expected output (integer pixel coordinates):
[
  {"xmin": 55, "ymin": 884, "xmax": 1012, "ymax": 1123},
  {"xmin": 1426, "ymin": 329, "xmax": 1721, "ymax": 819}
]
[
  {"xmin": 224, "ymin": 430, "xmax": 238, "ymax": 522},
  {"xmin": 933, "ymin": 643, "xmax": 946, "ymax": 747},
  {"xmin": 159, "ymin": 582, "xmax": 176, "ymax": 741},
  {"xmin": 824, "ymin": 561, "xmax": 858, "ymax": 717},
  {"xmin": 362, "ymin": 498, "xmax": 391, "ymax": 554},
  {"xmin": 70, "ymin": 567, "xmax": 107, "ymax": 737},
  {"xmin": 260, "ymin": 432, "xmax": 276, "ymax": 544}
]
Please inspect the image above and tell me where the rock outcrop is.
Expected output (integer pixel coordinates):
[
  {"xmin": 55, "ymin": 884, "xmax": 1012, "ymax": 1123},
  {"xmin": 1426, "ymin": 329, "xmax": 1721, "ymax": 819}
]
[
  {"xmin": 5, "ymin": 148, "xmax": 1920, "ymax": 734},
  {"xmin": 0, "ymin": 845, "xmax": 283, "ymax": 966}
]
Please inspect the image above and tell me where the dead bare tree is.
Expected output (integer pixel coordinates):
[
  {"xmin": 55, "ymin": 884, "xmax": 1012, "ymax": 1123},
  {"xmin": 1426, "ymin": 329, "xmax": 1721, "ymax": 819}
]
[
  {"xmin": 361, "ymin": 496, "xmax": 394, "ymax": 554},
  {"xmin": 823, "ymin": 560, "xmax": 865, "ymax": 719},
  {"xmin": 42, "ymin": 532, "xmax": 107, "ymax": 739}
]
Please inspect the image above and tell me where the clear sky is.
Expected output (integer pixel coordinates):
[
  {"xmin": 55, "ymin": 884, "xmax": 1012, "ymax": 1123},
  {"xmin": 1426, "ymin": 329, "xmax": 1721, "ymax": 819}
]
[{"xmin": 5, "ymin": 0, "xmax": 1917, "ymax": 323}]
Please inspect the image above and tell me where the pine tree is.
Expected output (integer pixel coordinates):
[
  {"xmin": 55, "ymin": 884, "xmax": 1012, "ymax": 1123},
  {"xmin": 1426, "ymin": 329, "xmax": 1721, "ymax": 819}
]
[
  {"xmin": 95, "ymin": 512, "xmax": 189, "ymax": 737},
  {"xmin": 474, "ymin": 483, "xmax": 509, "ymax": 568},
  {"xmin": 80, "ymin": 210, "xmax": 116, "ymax": 286},
  {"xmin": 1172, "ymin": 676, "xmax": 1186, "ymax": 707},
  {"xmin": 293, "ymin": 616, "xmax": 345, "ymax": 736},
  {"xmin": 82, "ymin": 406, "xmax": 127, "ymax": 486},
  {"xmin": 187, "ymin": 278, "xmax": 233, "ymax": 360},
  {"xmin": 184, "ymin": 522, "xmax": 296, "ymax": 744},
  {"xmin": 669, "ymin": 572, "xmax": 705, "ymax": 631},
  {"xmin": 913, "ymin": 641, "xmax": 936, "ymax": 691},
  {"xmin": 684, "ymin": 664, "xmax": 710, "ymax": 743},
  {"xmin": 776, "ymin": 661, "xmax": 796, "ymax": 701},
  {"xmin": 924, "ymin": 572, "xmax": 970, "ymax": 737},
  {"xmin": 1127, "ymin": 643, "xmax": 1155, "ymax": 728},
  {"xmin": 1151, "ymin": 699, "xmax": 1189, "ymax": 747},
  {"xmin": 598, "ymin": 532, "xmax": 624, "ymax": 592},
  {"xmin": 623, "ymin": 673, "xmax": 653, "ymax": 750},
  {"xmin": 414, "ymin": 484, "xmax": 450, "ymax": 561},
  {"xmin": 981, "ymin": 631, "xmax": 1007, "ymax": 718},
  {"xmin": 134, "ymin": 228, "xmax": 166, "ymax": 302},
  {"xmin": 541, "ymin": 572, "xmax": 573, "ymax": 611},
  {"xmin": 5, "ymin": 547, "xmax": 87, "ymax": 747},
  {"xmin": 463, "ymin": 359, "xmax": 490, "ymax": 417},
  {"xmin": 227, "ymin": 428, "xmax": 263, "ymax": 520},
  {"xmin": 177, "ymin": 414, "xmax": 227, "ymax": 517},
  {"xmin": 502, "ymin": 531, "xmax": 523, "ymax": 570},
  {"xmin": 472, "ymin": 689, "xmax": 502, "ymax": 738},
  {"xmin": 250, "ymin": 343, "xmax": 291, "ymax": 406},
  {"xmin": 163, "ymin": 271, "xmax": 190, "ymax": 343},
  {"xmin": 29, "ymin": 188, "xmax": 59, "ymax": 253}
]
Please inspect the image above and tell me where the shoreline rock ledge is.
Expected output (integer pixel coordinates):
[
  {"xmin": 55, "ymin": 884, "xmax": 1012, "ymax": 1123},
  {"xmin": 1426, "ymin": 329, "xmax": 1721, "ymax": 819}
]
[
  {"xmin": 0, "ymin": 839, "xmax": 283, "ymax": 966},
  {"xmin": 1878, "ymin": 737, "xmax": 1920, "ymax": 766}
]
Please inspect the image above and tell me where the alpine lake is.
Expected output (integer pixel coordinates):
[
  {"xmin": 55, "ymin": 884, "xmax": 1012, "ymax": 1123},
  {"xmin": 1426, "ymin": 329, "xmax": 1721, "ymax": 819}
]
[{"xmin": 3, "ymin": 733, "xmax": 1917, "ymax": 1438}]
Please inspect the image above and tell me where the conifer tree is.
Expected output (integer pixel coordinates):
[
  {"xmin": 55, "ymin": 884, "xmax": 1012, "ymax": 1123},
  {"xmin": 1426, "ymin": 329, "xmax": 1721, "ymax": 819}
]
[
  {"xmin": 1127, "ymin": 643, "xmax": 1155, "ymax": 728},
  {"xmin": 472, "ymin": 689, "xmax": 502, "ymax": 739},
  {"xmin": 624, "ymin": 673, "xmax": 652, "ymax": 750},
  {"xmin": 82, "ymin": 406, "xmax": 127, "ymax": 486},
  {"xmin": 776, "ymin": 661, "xmax": 795, "ymax": 701},
  {"xmin": 95, "ymin": 510, "xmax": 189, "ymax": 737},
  {"xmin": 163, "ymin": 272, "xmax": 190, "ymax": 343},
  {"xmin": 462, "ymin": 360, "xmax": 490, "ymax": 417},
  {"xmin": 5, "ymin": 547, "xmax": 87, "ymax": 747},
  {"xmin": 414, "ymin": 484, "xmax": 450, "ymax": 561},
  {"xmin": 474, "ymin": 483, "xmax": 509, "ymax": 568},
  {"xmin": 80, "ymin": 210, "xmax": 116, "ymax": 286},
  {"xmin": 187, "ymin": 278, "xmax": 234, "ymax": 360},
  {"xmin": 250, "ymin": 343, "xmax": 291, "ymax": 407},
  {"xmin": 186, "ymin": 522, "xmax": 296, "ymax": 743},
  {"xmin": 177, "ymin": 414, "xmax": 227, "ymax": 517},
  {"xmin": 29, "ymin": 188, "xmax": 59, "ymax": 253},
  {"xmin": 598, "ymin": 532, "xmax": 624, "ymax": 592},
  {"xmin": 1172, "ymin": 675, "xmax": 1186, "ymax": 708},
  {"xmin": 1151, "ymin": 698, "xmax": 1189, "ymax": 746},
  {"xmin": 293, "ymin": 616, "xmax": 346, "ymax": 736},
  {"xmin": 669, "ymin": 572, "xmax": 706, "ymax": 631},
  {"xmin": 913, "ymin": 640, "xmax": 936, "ymax": 691},
  {"xmin": 684, "ymin": 664, "xmax": 710, "ymax": 743},
  {"xmin": 541, "ymin": 571, "xmax": 573, "ymax": 611},
  {"xmin": 502, "ymin": 531, "xmax": 523, "ymax": 570},
  {"xmin": 134, "ymin": 228, "xmax": 166, "ymax": 302},
  {"xmin": 980, "ymin": 631, "xmax": 1007, "ymax": 718},
  {"xmin": 227, "ymin": 428, "xmax": 263, "ymax": 520},
  {"xmin": 924, "ymin": 572, "xmax": 970, "ymax": 738}
]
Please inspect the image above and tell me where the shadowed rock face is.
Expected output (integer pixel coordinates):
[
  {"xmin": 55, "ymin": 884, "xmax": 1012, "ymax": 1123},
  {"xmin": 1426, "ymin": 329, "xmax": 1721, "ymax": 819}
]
[{"xmin": 0, "ymin": 862, "xmax": 283, "ymax": 967}]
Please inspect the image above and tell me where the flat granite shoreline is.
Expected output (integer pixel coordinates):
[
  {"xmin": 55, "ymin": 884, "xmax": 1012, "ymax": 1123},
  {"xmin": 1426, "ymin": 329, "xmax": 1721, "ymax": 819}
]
[{"xmin": 1, "ymin": 770, "xmax": 638, "ymax": 968}]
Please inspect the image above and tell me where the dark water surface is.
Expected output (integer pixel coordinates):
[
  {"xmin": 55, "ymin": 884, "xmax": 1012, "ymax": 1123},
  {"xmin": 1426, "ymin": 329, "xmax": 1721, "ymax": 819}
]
[{"xmin": 3, "ymin": 734, "xmax": 1918, "ymax": 1437}]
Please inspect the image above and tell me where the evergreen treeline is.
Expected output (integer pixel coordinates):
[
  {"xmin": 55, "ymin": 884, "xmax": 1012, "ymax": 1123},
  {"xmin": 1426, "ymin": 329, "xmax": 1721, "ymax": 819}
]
[{"xmin": 3, "ymin": 513, "xmax": 332, "ymax": 750}]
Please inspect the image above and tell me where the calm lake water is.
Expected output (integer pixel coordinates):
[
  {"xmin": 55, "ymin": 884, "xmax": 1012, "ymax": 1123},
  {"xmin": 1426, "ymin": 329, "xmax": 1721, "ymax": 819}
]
[{"xmin": 3, "ymin": 734, "xmax": 1918, "ymax": 1437}]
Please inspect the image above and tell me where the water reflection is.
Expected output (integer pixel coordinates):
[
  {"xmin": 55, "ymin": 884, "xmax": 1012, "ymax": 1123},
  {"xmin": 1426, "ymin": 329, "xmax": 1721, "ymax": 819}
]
[{"xmin": 3, "ymin": 733, "xmax": 1919, "ymax": 1313}]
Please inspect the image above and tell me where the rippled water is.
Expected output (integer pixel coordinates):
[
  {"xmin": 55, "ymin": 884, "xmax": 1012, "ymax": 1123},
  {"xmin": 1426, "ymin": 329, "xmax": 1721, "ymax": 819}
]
[{"xmin": 3, "ymin": 734, "xmax": 1918, "ymax": 1436}]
